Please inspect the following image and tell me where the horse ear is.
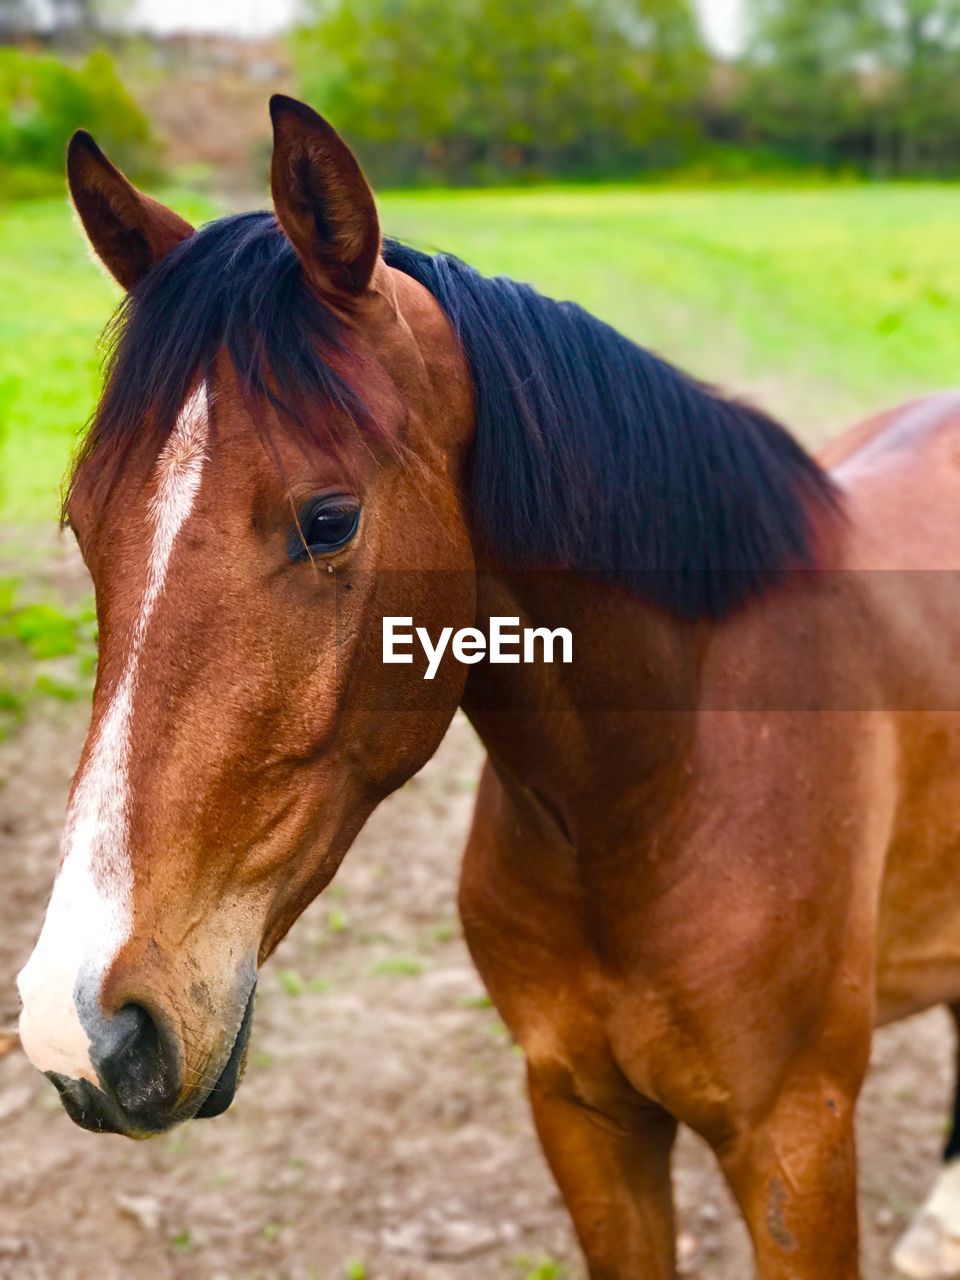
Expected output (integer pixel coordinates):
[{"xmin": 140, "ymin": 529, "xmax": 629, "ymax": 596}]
[
  {"xmin": 67, "ymin": 131, "xmax": 194, "ymax": 291},
  {"xmin": 269, "ymin": 95, "xmax": 380, "ymax": 297}
]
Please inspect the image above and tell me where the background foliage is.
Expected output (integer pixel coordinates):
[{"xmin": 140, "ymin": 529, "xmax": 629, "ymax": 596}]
[
  {"xmin": 292, "ymin": 0, "xmax": 960, "ymax": 183},
  {"xmin": 0, "ymin": 45, "xmax": 156, "ymax": 198},
  {"xmin": 294, "ymin": 0, "xmax": 707, "ymax": 184},
  {"xmin": 742, "ymin": 0, "xmax": 960, "ymax": 175},
  {"xmin": 4, "ymin": 1, "xmax": 960, "ymax": 189}
]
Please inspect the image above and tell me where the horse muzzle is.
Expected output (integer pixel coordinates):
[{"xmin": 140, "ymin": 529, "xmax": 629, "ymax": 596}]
[{"xmin": 45, "ymin": 985, "xmax": 256, "ymax": 1137}]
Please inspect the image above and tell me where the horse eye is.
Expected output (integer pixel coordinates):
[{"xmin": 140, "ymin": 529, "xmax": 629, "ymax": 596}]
[{"xmin": 289, "ymin": 494, "xmax": 360, "ymax": 560}]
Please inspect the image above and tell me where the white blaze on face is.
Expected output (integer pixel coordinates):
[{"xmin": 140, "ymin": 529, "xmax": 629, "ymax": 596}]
[{"xmin": 16, "ymin": 384, "xmax": 209, "ymax": 1083}]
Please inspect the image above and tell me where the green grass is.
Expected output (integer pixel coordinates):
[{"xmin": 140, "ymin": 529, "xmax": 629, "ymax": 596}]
[
  {"xmin": 368, "ymin": 955, "xmax": 425, "ymax": 977},
  {"xmin": 0, "ymin": 575, "xmax": 97, "ymax": 737},
  {"xmin": 3, "ymin": 183, "xmax": 959, "ymax": 528},
  {"xmin": 382, "ymin": 184, "xmax": 960, "ymax": 439},
  {"xmin": 0, "ymin": 189, "xmax": 217, "ymax": 526},
  {"xmin": 513, "ymin": 1255, "xmax": 568, "ymax": 1280}
]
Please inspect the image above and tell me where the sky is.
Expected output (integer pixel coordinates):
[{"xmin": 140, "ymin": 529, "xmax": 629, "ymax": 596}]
[{"xmin": 129, "ymin": 0, "xmax": 746, "ymax": 57}]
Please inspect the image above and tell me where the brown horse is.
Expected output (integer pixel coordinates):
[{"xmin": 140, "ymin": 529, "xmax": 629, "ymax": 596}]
[{"xmin": 15, "ymin": 96, "xmax": 960, "ymax": 1279}]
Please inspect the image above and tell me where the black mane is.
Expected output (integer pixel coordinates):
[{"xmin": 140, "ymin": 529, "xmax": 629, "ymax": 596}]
[
  {"xmin": 75, "ymin": 210, "xmax": 837, "ymax": 620},
  {"xmin": 384, "ymin": 238, "xmax": 837, "ymax": 619}
]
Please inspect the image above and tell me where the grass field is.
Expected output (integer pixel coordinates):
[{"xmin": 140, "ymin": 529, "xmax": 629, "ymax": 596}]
[{"xmin": 3, "ymin": 182, "xmax": 959, "ymax": 525}]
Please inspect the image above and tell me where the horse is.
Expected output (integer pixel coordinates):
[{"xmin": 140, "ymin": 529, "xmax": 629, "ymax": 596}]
[{"xmin": 14, "ymin": 95, "xmax": 960, "ymax": 1279}]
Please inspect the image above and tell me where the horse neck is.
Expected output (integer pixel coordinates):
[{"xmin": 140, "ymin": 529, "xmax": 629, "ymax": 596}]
[{"xmin": 460, "ymin": 564, "xmax": 703, "ymax": 848}]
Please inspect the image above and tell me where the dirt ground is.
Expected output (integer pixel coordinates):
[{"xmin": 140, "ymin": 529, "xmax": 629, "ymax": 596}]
[{"xmin": 0, "ymin": 540, "xmax": 957, "ymax": 1280}]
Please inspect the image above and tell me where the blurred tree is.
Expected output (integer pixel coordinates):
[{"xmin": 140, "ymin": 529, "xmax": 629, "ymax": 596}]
[
  {"xmin": 741, "ymin": 0, "xmax": 869, "ymax": 163},
  {"xmin": 868, "ymin": 0, "xmax": 960, "ymax": 171},
  {"xmin": 0, "ymin": 47, "xmax": 157, "ymax": 197},
  {"xmin": 741, "ymin": 0, "xmax": 960, "ymax": 173},
  {"xmin": 293, "ymin": 0, "xmax": 708, "ymax": 183}
]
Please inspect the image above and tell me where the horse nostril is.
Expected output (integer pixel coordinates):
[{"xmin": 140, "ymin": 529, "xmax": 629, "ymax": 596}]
[{"xmin": 91, "ymin": 1003, "xmax": 179, "ymax": 1117}]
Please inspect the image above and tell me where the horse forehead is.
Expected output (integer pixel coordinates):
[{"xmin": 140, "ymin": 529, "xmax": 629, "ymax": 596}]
[{"xmin": 115, "ymin": 384, "xmax": 211, "ymax": 606}]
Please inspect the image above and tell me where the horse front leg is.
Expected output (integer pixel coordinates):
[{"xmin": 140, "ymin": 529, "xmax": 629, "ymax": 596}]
[
  {"xmin": 527, "ymin": 1063, "xmax": 678, "ymax": 1280},
  {"xmin": 712, "ymin": 1081, "xmax": 860, "ymax": 1279}
]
